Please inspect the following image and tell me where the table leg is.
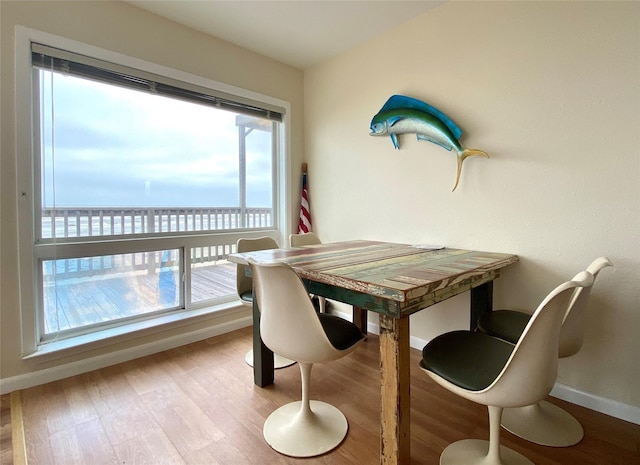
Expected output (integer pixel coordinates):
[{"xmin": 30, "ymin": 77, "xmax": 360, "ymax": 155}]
[
  {"xmin": 379, "ymin": 314, "xmax": 410, "ymax": 465},
  {"xmin": 253, "ymin": 293, "xmax": 274, "ymax": 387},
  {"xmin": 470, "ymin": 280, "xmax": 494, "ymax": 330},
  {"xmin": 353, "ymin": 306, "xmax": 368, "ymax": 335}
]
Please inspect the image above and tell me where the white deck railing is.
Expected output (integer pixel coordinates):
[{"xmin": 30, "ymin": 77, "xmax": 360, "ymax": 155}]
[
  {"xmin": 41, "ymin": 207, "xmax": 272, "ymax": 279},
  {"xmin": 41, "ymin": 206, "xmax": 272, "ymax": 238}
]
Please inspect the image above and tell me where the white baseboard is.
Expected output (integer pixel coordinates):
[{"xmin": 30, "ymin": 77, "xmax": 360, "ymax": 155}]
[
  {"xmin": 0, "ymin": 316, "xmax": 252, "ymax": 395},
  {"xmin": 550, "ymin": 382, "xmax": 640, "ymax": 425},
  {"xmin": 334, "ymin": 309, "xmax": 640, "ymax": 426}
]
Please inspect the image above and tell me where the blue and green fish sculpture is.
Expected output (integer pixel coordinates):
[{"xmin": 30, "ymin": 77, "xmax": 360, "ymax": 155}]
[{"xmin": 370, "ymin": 95, "xmax": 488, "ymax": 191}]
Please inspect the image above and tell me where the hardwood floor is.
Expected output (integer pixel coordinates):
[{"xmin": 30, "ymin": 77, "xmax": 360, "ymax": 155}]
[
  {"xmin": 15, "ymin": 327, "xmax": 640, "ymax": 465},
  {"xmin": 1, "ymin": 394, "xmax": 13, "ymax": 465}
]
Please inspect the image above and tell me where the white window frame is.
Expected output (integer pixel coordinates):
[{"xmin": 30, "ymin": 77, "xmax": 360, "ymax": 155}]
[{"xmin": 15, "ymin": 26, "xmax": 292, "ymax": 357}]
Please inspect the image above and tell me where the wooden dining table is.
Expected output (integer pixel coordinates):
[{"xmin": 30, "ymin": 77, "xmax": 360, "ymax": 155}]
[{"xmin": 228, "ymin": 240, "xmax": 518, "ymax": 465}]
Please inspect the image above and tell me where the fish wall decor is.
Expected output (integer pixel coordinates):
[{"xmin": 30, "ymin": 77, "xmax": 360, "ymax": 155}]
[{"xmin": 370, "ymin": 95, "xmax": 488, "ymax": 191}]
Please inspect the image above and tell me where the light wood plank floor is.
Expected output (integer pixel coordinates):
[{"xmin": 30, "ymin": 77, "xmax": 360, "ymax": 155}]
[
  {"xmin": 17, "ymin": 327, "xmax": 640, "ymax": 465},
  {"xmin": 1, "ymin": 394, "xmax": 13, "ymax": 465}
]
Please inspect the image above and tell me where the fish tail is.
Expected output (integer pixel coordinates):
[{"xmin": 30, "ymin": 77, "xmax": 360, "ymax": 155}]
[{"xmin": 452, "ymin": 148, "xmax": 489, "ymax": 191}]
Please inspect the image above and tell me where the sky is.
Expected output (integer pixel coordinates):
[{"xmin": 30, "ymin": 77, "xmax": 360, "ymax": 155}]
[{"xmin": 40, "ymin": 70, "xmax": 274, "ymax": 208}]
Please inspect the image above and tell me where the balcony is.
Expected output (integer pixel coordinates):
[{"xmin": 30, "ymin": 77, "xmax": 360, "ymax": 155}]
[{"xmin": 40, "ymin": 207, "xmax": 271, "ymax": 337}]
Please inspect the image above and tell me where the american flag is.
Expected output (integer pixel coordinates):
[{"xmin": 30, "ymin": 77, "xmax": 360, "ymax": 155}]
[{"xmin": 297, "ymin": 164, "xmax": 312, "ymax": 234}]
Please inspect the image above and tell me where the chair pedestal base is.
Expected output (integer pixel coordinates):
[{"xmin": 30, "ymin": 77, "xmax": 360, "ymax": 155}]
[
  {"xmin": 440, "ymin": 439, "xmax": 533, "ymax": 465},
  {"xmin": 244, "ymin": 350, "xmax": 296, "ymax": 369},
  {"xmin": 501, "ymin": 400, "xmax": 584, "ymax": 447},
  {"xmin": 263, "ymin": 400, "xmax": 348, "ymax": 457}
]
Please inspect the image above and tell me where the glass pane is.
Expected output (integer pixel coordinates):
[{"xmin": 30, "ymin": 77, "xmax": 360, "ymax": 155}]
[
  {"xmin": 190, "ymin": 244, "xmax": 237, "ymax": 303},
  {"xmin": 42, "ymin": 250, "xmax": 180, "ymax": 336},
  {"xmin": 38, "ymin": 69, "xmax": 274, "ymax": 240}
]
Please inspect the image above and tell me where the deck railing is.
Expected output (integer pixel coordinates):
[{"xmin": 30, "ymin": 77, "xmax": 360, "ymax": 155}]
[
  {"xmin": 41, "ymin": 206, "xmax": 272, "ymax": 238},
  {"xmin": 41, "ymin": 206, "xmax": 272, "ymax": 280}
]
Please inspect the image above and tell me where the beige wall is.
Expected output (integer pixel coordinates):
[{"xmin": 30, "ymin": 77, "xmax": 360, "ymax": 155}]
[
  {"xmin": 2, "ymin": 0, "xmax": 638, "ymax": 418},
  {"xmin": 304, "ymin": 1, "xmax": 639, "ymax": 409},
  {"xmin": 1, "ymin": 2, "xmax": 303, "ymax": 382}
]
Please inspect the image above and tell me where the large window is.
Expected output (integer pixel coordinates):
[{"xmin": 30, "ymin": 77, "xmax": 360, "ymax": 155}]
[{"xmin": 16, "ymin": 30, "xmax": 289, "ymax": 351}]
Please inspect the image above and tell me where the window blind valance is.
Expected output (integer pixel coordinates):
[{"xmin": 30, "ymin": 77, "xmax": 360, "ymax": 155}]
[{"xmin": 31, "ymin": 43, "xmax": 284, "ymax": 122}]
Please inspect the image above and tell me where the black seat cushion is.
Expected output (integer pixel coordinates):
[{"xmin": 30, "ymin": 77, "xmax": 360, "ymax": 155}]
[
  {"xmin": 477, "ymin": 309, "xmax": 531, "ymax": 345},
  {"xmin": 422, "ymin": 330, "xmax": 514, "ymax": 391},
  {"xmin": 318, "ymin": 313, "xmax": 364, "ymax": 350},
  {"xmin": 240, "ymin": 291, "xmax": 253, "ymax": 303}
]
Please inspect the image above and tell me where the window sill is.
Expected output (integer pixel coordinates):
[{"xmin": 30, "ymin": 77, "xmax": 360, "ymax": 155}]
[{"xmin": 22, "ymin": 299, "xmax": 251, "ymax": 363}]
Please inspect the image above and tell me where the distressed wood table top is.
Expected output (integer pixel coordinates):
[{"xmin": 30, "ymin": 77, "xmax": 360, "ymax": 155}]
[{"xmin": 229, "ymin": 240, "xmax": 519, "ymax": 317}]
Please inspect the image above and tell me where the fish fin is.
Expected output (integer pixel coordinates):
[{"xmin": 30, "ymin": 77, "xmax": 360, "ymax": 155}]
[
  {"xmin": 381, "ymin": 95, "xmax": 462, "ymax": 140},
  {"xmin": 387, "ymin": 116, "xmax": 404, "ymax": 127},
  {"xmin": 390, "ymin": 133, "xmax": 400, "ymax": 149},
  {"xmin": 416, "ymin": 134, "xmax": 453, "ymax": 151},
  {"xmin": 452, "ymin": 148, "xmax": 489, "ymax": 191}
]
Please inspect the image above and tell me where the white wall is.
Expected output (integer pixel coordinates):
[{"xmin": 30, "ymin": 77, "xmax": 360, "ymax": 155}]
[{"xmin": 304, "ymin": 1, "xmax": 639, "ymax": 410}]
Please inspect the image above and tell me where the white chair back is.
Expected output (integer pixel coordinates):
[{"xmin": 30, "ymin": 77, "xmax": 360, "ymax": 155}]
[
  {"xmin": 482, "ymin": 271, "xmax": 594, "ymax": 407},
  {"xmin": 235, "ymin": 236, "xmax": 278, "ymax": 302},
  {"xmin": 248, "ymin": 260, "xmax": 352, "ymax": 364},
  {"xmin": 289, "ymin": 232, "xmax": 321, "ymax": 247},
  {"xmin": 559, "ymin": 257, "xmax": 613, "ymax": 357}
]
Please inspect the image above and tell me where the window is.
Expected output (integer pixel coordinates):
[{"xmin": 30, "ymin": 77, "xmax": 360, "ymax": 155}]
[{"xmin": 16, "ymin": 29, "xmax": 290, "ymax": 352}]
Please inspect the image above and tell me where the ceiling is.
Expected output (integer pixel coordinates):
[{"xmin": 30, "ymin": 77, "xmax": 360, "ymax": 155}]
[{"xmin": 126, "ymin": 1, "xmax": 445, "ymax": 69}]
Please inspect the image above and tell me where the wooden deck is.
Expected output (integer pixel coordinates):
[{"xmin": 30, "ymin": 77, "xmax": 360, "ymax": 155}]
[{"xmin": 43, "ymin": 261, "xmax": 237, "ymax": 334}]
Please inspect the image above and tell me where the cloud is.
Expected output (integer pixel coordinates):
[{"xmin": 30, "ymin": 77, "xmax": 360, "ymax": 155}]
[{"xmin": 41, "ymin": 71, "xmax": 273, "ymax": 208}]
